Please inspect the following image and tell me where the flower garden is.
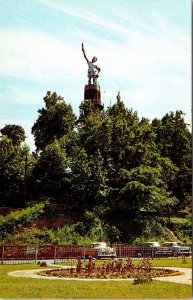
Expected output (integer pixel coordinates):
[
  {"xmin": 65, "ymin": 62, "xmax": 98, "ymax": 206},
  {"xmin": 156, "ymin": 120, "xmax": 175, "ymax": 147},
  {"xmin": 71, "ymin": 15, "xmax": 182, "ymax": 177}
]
[{"xmin": 38, "ymin": 257, "xmax": 182, "ymax": 284}]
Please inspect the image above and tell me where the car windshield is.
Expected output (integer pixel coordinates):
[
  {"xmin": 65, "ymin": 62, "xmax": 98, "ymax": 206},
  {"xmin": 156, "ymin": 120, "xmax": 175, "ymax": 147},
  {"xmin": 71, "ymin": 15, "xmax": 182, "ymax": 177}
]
[
  {"xmin": 144, "ymin": 242, "xmax": 160, "ymax": 247},
  {"xmin": 90, "ymin": 243, "xmax": 107, "ymax": 248},
  {"xmin": 162, "ymin": 243, "xmax": 172, "ymax": 247},
  {"xmin": 90, "ymin": 244, "xmax": 100, "ymax": 248},
  {"xmin": 162, "ymin": 242, "xmax": 179, "ymax": 247}
]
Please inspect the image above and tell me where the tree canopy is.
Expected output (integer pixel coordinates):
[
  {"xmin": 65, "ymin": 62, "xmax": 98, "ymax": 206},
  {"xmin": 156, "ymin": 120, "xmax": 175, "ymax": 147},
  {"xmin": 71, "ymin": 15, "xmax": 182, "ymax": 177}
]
[
  {"xmin": 0, "ymin": 91, "xmax": 191, "ymax": 243},
  {"xmin": 0, "ymin": 124, "xmax": 26, "ymax": 146},
  {"xmin": 31, "ymin": 91, "xmax": 76, "ymax": 152}
]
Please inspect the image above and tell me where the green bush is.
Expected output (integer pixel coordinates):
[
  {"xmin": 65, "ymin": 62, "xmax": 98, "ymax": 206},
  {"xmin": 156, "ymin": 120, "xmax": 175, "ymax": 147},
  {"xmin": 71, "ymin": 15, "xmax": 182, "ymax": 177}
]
[
  {"xmin": 117, "ymin": 217, "xmax": 176, "ymax": 245},
  {"xmin": 0, "ymin": 203, "xmax": 45, "ymax": 240},
  {"xmin": 133, "ymin": 258, "xmax": 153, "ymax": 285},
  {"xmin": 3, "ymin": 227, "xmax": 55, "ymax": 246},
  {"xmin": 1, "ymin": 214, "xmax": 107, "ymax": 246},
  {"xmin": 170, "ymin": 213, "xmax": 192, "ymax": 243}
]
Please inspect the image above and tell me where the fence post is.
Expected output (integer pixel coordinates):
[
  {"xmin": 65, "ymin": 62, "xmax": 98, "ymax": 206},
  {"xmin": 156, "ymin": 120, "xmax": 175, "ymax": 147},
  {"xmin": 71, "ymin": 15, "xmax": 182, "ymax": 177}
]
[
  {"xmin": 35, "ymin": 246, "xmax": 38, "ymax": 264},
  {"xmin": 1, "ymin": 246, "xmax": 4, "ymax": 265},
  {"xmin": 152, "ymin": 248, "xmax": 154, "ymax": 259},
  {"xmin": 182, "ymin": 249, "xmax": 186, "ymax": 264},
  {"xmin": 54, "ymin": 246, "xmax": 57, "ymax": 264},
  {"xmin": 119, "ymin": 245, "xmax": 121, "ymax": 258}
]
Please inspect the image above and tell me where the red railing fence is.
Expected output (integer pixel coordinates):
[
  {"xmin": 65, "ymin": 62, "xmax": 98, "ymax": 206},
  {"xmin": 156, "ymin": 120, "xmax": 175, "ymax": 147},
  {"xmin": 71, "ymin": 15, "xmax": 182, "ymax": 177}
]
[{"xmin": 0, "ymin": 245, "xmax": 191, "ymax": 264}]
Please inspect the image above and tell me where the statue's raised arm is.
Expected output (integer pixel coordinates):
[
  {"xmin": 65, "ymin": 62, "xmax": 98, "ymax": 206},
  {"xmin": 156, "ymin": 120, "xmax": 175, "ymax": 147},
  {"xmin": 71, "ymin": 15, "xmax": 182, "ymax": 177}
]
[
  {"xmin": 81, "ymin": 42, "xmax": 100, "ymax": 85},
  {"xmin": 82, "ymin": 43, "xmax": 89, "ymax": 63}
]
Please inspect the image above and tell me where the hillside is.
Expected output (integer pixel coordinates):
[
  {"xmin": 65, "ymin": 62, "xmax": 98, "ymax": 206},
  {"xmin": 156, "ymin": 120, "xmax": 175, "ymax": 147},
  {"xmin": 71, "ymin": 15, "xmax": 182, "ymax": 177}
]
[{"xmin": 0, "ymin": 203, "xmax": 191, "ymax": 246}]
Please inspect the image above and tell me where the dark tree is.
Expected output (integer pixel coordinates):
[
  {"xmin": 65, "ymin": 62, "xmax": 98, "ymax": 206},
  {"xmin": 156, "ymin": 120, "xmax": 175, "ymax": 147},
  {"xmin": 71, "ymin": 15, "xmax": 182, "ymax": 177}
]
[
  {"xmin": 31, "ymin": 139, "xmax": 70, "ymax": 201},
  {"xmin": 0, "ymin": 124, "xmax": 26, "ymax": 146},
  {"xmin": 32, "ymin": 91, "xmax": 76, "ymax": 151},
  {"xmin": 0, "ymin": 137, "xmax": 29, "ymax": 207},
  {"xmin": 152, "ymin": 111, "xmax": 192, "ymax": 208}
]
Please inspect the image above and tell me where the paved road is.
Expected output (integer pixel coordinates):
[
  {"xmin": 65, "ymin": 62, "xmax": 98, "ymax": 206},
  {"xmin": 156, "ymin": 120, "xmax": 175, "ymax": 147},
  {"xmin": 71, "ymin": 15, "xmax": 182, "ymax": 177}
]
[{"xmin": 8, "ymin": 267, "xmax": 192, "ymax": 285}]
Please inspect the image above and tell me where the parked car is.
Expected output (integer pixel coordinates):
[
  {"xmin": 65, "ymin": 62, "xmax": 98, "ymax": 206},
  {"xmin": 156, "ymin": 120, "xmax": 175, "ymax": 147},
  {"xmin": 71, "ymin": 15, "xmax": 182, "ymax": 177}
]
[
  {"xmin": 84, "ymin": 242, "xmax": 116, "ymax": 259},
  {"xmin": 137, "ymin": 242, "xmax": 161, "ymax": 257},
  {"xmin": 161, "ymin": 242, "xmax": 192, "ymax": 257},
  {"xmin": 137, "ymin": 241, "xmax": 192, "ymax": 258}
]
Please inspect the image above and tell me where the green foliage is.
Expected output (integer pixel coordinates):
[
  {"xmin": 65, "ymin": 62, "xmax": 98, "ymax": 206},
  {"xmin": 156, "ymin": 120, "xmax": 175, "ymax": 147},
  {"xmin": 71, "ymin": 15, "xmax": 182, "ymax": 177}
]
[
  {"xmin": 119, "ymin": 166, "xmax": 168, "ymax": 211},
  {"xmin": 131, "ymin": 219, "xmax": 176, "ymax": 245},
  {"xmin": 83, "ymin": 210, "xmax": 104, "ymax": 241},
  {"xmin": 0, "ymin": 124, "xmax": 26, "ymax": 146},
  {"xmin": 51, "ymin": 210, "xmax": 107, "ymax": 245},
  {"xmin": 78, "ymin": 100, "xmax": 107, "ymax": 158},
  {"xmin": 70, "ymin": 148, "xmax": 109, "ymax": 207},
  {"xmin": 152, "ymin": 111, "xmax": 191, "ymax": 164},
  {"xmin": 6, "ymin": 224, "xmax": 101, "ymax": 246},
  {"xmin": 0, "ymin": 90, "xmax": 191, "ymax": 244},
  {"xmin": 2, "ymin": 209, "xmax": 189, "ymax": 246},
  {"xmin": 32, "ymin": 91, "xmax": 76, "ymax": 151},
  {"xmin": 38, "ymin": 261, "xmax": 48, "ymax": 267},
  {"xmin": 152, "ymin": 111, "xmax": 192, "ymax": 208},
  {"xmin": 105, "ymin": 209, "xmax": 176, "ymax": 244},
  {"xmin": 0, "ymin": 203, "xmax": 45, "ymax": 240},
  {"xmin": 103, "ymin": 224, "xmax": 121, "ymax": 243},
  {"xmin": 31, "ymin": 139, "xmax": 70, "ymax": 200},
  {"xmin": 3, "ymin": 227, "xmax": 53, "ymax": 246},
  {"xmin": 133, "ymin": 258, "xmax": 153, "ymax": 285},
  {"xmin": 170, "ymin": 213, "xmax": 192, "ymax": 243},
  {"xmin": 0, "ymin": 137, "xmax": 29, "ymax": 207},
  {"xmin": 1, "ymin": 209, "xmax": 120, "ymax": 245}
]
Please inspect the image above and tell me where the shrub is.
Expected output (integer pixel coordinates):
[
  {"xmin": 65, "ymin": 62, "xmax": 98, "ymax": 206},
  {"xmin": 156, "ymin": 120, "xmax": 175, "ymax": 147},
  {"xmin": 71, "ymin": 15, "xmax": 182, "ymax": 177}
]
[
  {"xmin": 133, "ymin": 258, "xmax": 153, "ymax": 285},
  {"xmin": 170, "ymin": 214, "xmax": 192, "ymax": 243},
  {"xmin": 38, "ymin": 261, "xmax": 48, "ymax": 267},
  {"xmin": 0, "ymin": 203, "xmax": 45, "ymax": 239}
]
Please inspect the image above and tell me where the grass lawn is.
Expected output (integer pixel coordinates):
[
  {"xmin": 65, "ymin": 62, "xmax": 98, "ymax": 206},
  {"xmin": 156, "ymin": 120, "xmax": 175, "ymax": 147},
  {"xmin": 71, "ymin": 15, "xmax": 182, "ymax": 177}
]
[
  {"xmin": 0, "ymin": 259, "xmax": 191, "ymax": 298},
  {"xmin": 151, "ymin": 257, "xmax": 192, "ymax": 268},
  {"xmin": 57, "ymin": 257, "xmax": 192, "ymax": 268}
]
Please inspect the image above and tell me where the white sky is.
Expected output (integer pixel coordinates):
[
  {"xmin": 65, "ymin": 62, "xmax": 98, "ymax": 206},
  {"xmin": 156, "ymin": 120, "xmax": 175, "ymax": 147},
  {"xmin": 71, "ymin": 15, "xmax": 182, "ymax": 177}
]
[{"xmin": 0, "ymin": 0, "xmax": 191, "ymax": 151}]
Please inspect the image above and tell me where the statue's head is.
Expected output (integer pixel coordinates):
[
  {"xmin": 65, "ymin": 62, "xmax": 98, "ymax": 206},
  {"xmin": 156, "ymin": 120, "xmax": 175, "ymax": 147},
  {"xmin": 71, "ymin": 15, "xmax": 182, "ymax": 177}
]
[{"xmin": 92, "ymin": 56, "xmax": 97, "ymax": 63}]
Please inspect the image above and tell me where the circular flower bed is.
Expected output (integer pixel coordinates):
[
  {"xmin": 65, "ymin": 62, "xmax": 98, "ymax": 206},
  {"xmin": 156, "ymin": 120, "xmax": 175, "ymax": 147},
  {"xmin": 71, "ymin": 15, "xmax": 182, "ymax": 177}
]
[
  {"xmin": 39, "ymin": 267, "xmax": 181, "ymax": 279},
  {"xmin": 38, "ymin": 258, "xmax": 183, "ymax": 281}
]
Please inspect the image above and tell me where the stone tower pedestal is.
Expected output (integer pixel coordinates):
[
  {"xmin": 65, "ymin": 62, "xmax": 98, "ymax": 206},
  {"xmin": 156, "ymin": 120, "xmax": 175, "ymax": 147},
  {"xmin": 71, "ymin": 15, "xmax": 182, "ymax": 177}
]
[{"xmin": 84, "ymin": 84, "xmax": 103, "ymax": 111}]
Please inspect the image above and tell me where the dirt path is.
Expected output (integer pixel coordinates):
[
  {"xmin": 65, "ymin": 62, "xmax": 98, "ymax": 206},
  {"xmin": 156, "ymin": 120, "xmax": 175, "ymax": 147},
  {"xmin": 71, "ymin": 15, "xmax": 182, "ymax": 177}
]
[{"xmin": 8, "ymin": 267, "xmax": 192, "ymax": 285}]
